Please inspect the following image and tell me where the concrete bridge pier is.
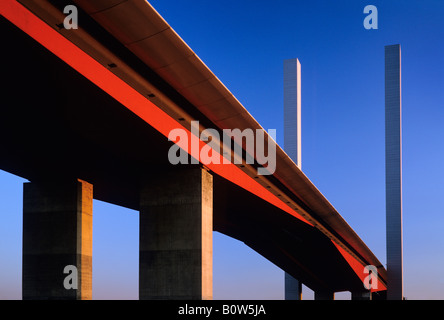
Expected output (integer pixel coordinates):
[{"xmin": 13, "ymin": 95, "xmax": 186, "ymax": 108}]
[
  {"xmin": 285, "ymin": 273, "xmax": 302, "ymax": 300},
  {"xmin": 139, "ymin": 167, "xmax": 213, "ymax": 300},
  {"xmin": 22, "ymin": 179, "xmax": 93, "ymax": 300}
]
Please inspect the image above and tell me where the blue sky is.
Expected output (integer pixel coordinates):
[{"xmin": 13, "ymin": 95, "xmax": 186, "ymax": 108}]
[{"xmin": 1, "ymin": 0, "xmax": 443, "ymax": 299}]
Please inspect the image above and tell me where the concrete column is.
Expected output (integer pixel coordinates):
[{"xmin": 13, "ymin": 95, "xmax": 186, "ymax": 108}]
[
  {"xmin": 139, "ymin": 167, "xmax": 213, "ymax": 300},
  {"xmin": 351, "ymin": 290, "xmax": 372, "ymax": 300},
  {"xmin": 285, "ymin": 273, "xmax": 302, "ymax": 300},
  {"xmin": 314, "ymin": 291, "xmax": 335, "ymax": 300},
  {"xmin": 23, "ymin": 179, "xmax": 93, "ymax": 300}
]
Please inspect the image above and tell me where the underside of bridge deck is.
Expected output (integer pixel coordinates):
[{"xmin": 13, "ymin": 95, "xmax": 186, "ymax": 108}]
[{"xmin": 0, "ymin": 11, "xmax": 378, "ymax": 296}]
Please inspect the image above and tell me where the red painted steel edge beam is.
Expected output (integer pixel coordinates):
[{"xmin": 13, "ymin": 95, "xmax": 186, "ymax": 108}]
[
  {"xmin": 0, "ymin": 0, "xmax": 380, "ymax": 289},
  {"xmin": 0, "ymin": 0, "xmax": 310, "ymax": 225},
  {"xmin": 332, "ymin": 241, "xmax": 386, "ymax": 292}
]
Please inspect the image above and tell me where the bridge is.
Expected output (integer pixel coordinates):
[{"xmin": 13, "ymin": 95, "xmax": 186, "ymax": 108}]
[{"xmin": 1, "ymin": 0, "xmax": 387, "ymax": 299}]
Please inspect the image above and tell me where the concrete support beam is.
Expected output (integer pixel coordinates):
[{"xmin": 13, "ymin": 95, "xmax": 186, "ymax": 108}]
[
  {"xmin": 139, "ymin": 167, "xmax": 213, "ymax": 300},
  {"xmin": 22, "ymin": 179, "xmax": 93, "ymax": 300},
  {"xmin": 314, "ymin": 291, "xmax": 335, "ymax": 300}
]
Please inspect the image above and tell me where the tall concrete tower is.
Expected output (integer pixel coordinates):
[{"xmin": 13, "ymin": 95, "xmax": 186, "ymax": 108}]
[
  {"xmin": 283, "ymin": 58, "xmax": 302, "ymax": 300},
  {"xmin": 385, "ymin": 44, "xmax": 403, "ymax": 300},
  {"xmin": 284, "ymin": 58, "xmax": 302, "ymax": 168}
]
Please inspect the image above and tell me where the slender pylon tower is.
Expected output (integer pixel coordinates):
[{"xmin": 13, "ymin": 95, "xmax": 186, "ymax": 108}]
[
  {"xmin": 385, "ymin": 44, "xmax": 404, "ymax": 300},
  {"xmin": 283, "ymin": 58, "xmax": 302, "ymax": 300}
]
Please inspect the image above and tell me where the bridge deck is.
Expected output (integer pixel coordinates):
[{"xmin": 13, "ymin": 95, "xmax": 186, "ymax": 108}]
[{"xmin": 0, "ymin": 0, "xmax": 387, "ymax": 293}]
